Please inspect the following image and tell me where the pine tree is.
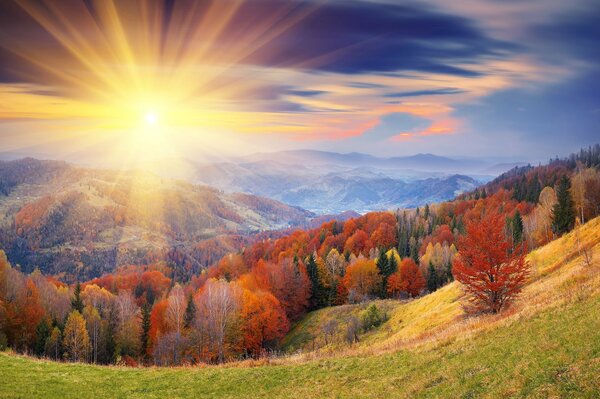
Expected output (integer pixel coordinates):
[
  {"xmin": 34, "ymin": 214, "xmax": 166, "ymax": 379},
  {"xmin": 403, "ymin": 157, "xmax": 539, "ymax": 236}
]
[
  {"xmin": 71, "ymin": 282, "xmax": 84, "ymax": 313},
  {"xmin": 512, "ymin": 210, "xmax": 524, "ymax": 245},
  {"xmin": 140, "ymin": 304, "xmax": 151, "ymax": 362},
  {"xmin": 387, "ymin": 252, "xmax": 398, "ymax": 276},
  {"xmin": 184, "ymin": 293, "xmax": 196, "ymax": 329},
  {"xmin": 426, "ymin": 262, "xmax": 438, "ymax": 292},
  {"xmin": 306, "ymin": 254, "xmax": 324, "ymax": 309},
  {"xmin": 552, "ymin": 175, "xmax": 576, "ymax": 235},
  {"xmin": 376, "ymin": 254, "xmax": 389, "ymax": 297},
  {"xmin": 34, "ymin": 319, "xmax": 50, "ymax": 356}
]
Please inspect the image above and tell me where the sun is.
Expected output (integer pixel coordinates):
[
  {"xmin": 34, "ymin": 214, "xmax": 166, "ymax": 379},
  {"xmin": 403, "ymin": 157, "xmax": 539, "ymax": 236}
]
[{"xmin": 144, "ymin": 112, "xmax": 158, "ymax": 126}]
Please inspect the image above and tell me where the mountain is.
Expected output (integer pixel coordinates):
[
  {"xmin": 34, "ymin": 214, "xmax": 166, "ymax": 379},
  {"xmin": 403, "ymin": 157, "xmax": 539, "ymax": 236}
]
[
  {"xmin": 0, "ymin": 158, "xmax": 314, "ymax": 281},
  {"xmin": 238, "ymin": 149, "xmax": 486, "ymax": 172},
  {"xmin": 162, "ymin": 158, "xmax": 482, "ymax": 214}
]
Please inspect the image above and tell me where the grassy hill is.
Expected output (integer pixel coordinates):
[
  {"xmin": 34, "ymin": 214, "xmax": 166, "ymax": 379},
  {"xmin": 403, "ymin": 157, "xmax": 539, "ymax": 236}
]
[{"xmin": 1, "ymin": 217, "xmax": 600, "ymax": 398}]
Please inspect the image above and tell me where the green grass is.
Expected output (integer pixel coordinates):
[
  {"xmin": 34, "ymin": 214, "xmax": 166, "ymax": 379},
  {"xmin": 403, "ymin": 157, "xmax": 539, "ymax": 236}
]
[{"xmin": 2, "ymin": 291, "xmax": 599, "ymax": 398}]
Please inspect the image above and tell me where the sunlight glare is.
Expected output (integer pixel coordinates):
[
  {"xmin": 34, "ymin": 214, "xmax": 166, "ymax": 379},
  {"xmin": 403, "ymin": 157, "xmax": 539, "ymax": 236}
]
[{"xmin": 144, "ymin": 112, "xmax": 158, "ymax": 126}]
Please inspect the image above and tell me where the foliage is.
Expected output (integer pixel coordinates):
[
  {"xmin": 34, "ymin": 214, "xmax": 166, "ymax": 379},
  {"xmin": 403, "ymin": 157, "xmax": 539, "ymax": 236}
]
[
  {"xmin": 452, "ymin": 213, "xmax": 529, "ymax": 314},
  {"xmin": 360, "ymin": 304, "xmax": 387, "ymax": 332},
  {"xmin": 63, "ymin": 310, "xmax": 90, "ymax": 362}
]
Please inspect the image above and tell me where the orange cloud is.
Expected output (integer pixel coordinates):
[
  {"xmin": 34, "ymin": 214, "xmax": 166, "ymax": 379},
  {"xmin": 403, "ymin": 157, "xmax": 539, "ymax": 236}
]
[{"xmin": 390, "ymin": 118, "xmax": 460, "ymax": 142}]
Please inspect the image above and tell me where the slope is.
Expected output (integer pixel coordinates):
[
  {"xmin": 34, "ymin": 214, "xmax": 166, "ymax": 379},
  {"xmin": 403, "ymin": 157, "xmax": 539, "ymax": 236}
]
[
  {"xmin": 1, "ymin": 215, "xmax": 599, "ymax": 398},
  {"xmin": 0, "ymin": 158, "xmax": 313, "ymax": 281}
]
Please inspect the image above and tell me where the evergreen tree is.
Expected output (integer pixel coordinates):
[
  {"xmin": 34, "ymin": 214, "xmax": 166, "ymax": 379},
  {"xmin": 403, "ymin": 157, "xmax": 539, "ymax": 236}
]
[
  {"xmin": 34, "ymin": 319, "xmax": 50, "ymax": 356},
  {"xmin": 426, "ymin": 262, "xmax": 438, "ymax": 292},
  {"xmin": 140, "ymin": 304, "xmax": 151, "ymax": 362},
  {"xmin": 512, "ymin": 210, "xmax": 524, "ymax": 245},
  {"xmin": 184, "ymin": 293, "xmax": 196, "ymax": 329},
  {"xmin": 71, "ymin": 283, "xmax": 84, "ymax": 313},
  {"xmin": 306, "ymin": 254, "xmax": 324, "ymax": 309},
  {"xmin": 376, "ymin": 254, "xmax": 389, "ymax": 297},
  {"xmin": 387, "ymin": 252, "xmax": 398, "ymax": 276},
  {"xmin": 552, "ymin": 175, "xmax": 576, "ymax": 235}
]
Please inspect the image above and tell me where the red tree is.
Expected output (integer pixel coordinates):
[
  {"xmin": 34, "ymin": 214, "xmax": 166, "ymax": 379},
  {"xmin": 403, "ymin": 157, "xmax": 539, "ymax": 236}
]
[
  {"xmin": 398, "ymin": 259, "xmax": 425, "ymax": 297},
  {"xmin": 452, "ymin": 212, "xmax": 529, "ymax": 314}
]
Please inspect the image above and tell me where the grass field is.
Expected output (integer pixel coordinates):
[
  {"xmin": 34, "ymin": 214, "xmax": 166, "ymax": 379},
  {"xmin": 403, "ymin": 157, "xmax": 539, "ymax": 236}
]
[
  {"xmin": 1, "ymin": 218, "xmax": 600, "ymax": 398},
  {"xmin": 1, "ymin": 292, "xmax": 599, "ymax": 398}
]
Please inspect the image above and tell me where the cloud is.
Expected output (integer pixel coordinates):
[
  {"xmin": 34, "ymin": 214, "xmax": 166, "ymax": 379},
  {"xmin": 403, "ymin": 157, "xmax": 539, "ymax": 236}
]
[
  {"xmin": 385, "ymin": 88, "xmax": 466, "ymax": 98},
  {"xmin": 390, "ymin": 118, "xmax": 460, "ymax": 141},
  {"xmin": 222, "ymin": 0, "xmax": 516, "ymax": 75}
]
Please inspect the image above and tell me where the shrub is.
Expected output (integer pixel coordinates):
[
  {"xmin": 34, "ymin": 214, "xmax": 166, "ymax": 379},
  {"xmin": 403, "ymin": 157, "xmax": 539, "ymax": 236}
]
[{"xmin": 360, "ymin": 304, "xmax": 387, "ymax": 331}]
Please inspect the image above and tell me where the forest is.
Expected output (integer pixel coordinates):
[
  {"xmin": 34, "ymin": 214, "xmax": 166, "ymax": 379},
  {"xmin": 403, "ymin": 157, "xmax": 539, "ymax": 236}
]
[{"xmin": 0, "ymin": 145, "xmax": 599, "ymax": 366}]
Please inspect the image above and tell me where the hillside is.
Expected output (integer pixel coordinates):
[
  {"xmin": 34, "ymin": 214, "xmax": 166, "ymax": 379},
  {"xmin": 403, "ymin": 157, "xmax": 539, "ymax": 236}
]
[
  {"xmin": 0, "ymin": 158, "xmax": 313, "ymax": 281},
  {"xmin": 1, "ymin": 216, "xmax": 599, "ymax": 398}
]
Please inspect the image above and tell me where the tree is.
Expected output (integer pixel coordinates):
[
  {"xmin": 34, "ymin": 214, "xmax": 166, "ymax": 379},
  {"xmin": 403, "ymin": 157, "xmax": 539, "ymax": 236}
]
[
  {"xmin": 83, "ymin": 305, "xmax": 101, "ymax": 363},
  {"xmin": 195, "ymin": 279, "xmax": 241, "ymax": 363},
  {"xmin": 184, "ymin": 293, "xmax": 196, "ymax": 329},
  {"xmin": 322, "ymin": 319, "xmax": 338, "ymax": 345},
  {"xmin": 44, "ymin": 326, "xmax": 62, "ymax": 360},
  {"xmin": 386, "ymin": 272, "xmax": 404, "ymax": 298},
  {"xmin": 34, "ymin": 318, "xmax": 50, "ymax": 356},
  {"xmin": 306, "ymin": 253, "xmax": 325, "ymax": 309},
  {"xmin": 71, "ymin": 283, "xmax": 84, "ymax": 313},
  {"xmin": 452, "ymin": 212, "xmax": 529, "ymax": 314},
  {"xmin": 343, "ymin": 259, "xmax": 381, "ymax": 302},
  {"xmin": 345, "ymin": 316, "xmax": 360, "ymax": 344},
  {"xmin": 140, "ymin": 304, "xmax": 151, "ymax": 362},
  {"xmin": 240, "ymin": 289, "xmax": 288, "ymax": 355},
  {"xmin": 398, "ymin": 258, "xmax": 425, "ymax": 297},
  {"xmin": 63, "ymin": 310, "xmax": 90, "ymax": 362},
  {"xmin": 426, "ymin": 262, "xmax": 438, "ymax": 292},
  {"xmin": 114, "ymin": 291, "xmax": 140, "ymax": 357},
  {"xmin": 552, "ymin": 175, "xmax": 576, "ymax": 235},
  {"xmin": 360, "ymin": 304, "xmax": 386, "ymax": 331},
  {"xmin": 166, "ymin": 284, "xmax": 186, "ymax": 365},
  {"xmin": 511, "ymin": 210, "xmax": 524, "ymax": 245}
]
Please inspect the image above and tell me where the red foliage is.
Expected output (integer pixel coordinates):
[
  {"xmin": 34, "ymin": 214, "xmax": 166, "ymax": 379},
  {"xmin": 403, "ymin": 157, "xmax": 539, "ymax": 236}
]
[
  {"xmin": 149, "ymin": 299, "xmax": 170, "ymax": 348},
  {"xmin": 419, "ymin": 224, "xmax": 454, "ymax": 256},
  {"xmin": 240, "ymin": 289, "xmax": 289, "ymax": 355},
  {"xmin": 370, "ymin": 222, "xmax": 397, "ymax": 249},
  {"xmin": 398, "ymin": 259, "xmax": 425, "ymax": 297},
  {"xmin": 452, "ymin": 212, "xmax": 529, "ymax": 314},
  {"xmin": 386, "ymin": 272, "xmax": 404, "ymax": 298},
  {"xmin": 21, "ymin": 278, "xmax": 46, "ymax": 346},
  {"xmin": 344, "ymin": 229, "xmax": 372, "ymax": 255}
]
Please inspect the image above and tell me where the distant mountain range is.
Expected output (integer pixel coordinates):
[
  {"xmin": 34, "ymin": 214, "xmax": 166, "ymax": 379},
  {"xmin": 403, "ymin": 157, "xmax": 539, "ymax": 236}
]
[{"xmin": 140, "ymin": 150, "xmax": 523, "ymax": 214}]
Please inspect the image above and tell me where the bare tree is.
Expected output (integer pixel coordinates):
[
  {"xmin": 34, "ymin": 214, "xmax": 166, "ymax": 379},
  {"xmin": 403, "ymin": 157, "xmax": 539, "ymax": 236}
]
[
  {"xmin": 196, "ymin": 279, "xmax": 241, "ymax": 363},
  {"xmin": 322, "ymin": 319, "xmax": 338, "ymax": 345},
  {"xmin": 166, "ymin": 284, "xmax": 185, "ymax": 364},
  {"xmin": 83, "ymin": 305, "xmax": 101, "ymax": 363},
  {"xmin": 115, "ymin": 291, "xmax": 140, "ymax": 356},
  {"xmin": 345, "ymin": 316, "xmax": 360, "ymax": 344}
]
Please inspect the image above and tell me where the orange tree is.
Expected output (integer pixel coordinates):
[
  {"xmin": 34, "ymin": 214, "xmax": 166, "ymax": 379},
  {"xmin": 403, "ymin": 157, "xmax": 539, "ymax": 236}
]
[{"xmin": 452, "ymin": 212, "xmax": 529, "ymax": 314}]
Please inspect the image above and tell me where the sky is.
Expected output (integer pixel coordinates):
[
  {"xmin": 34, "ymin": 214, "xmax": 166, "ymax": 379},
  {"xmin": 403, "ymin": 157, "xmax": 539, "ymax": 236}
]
[{"xmin": 0, "ymin": 0, "xmax": 599, "ymax": 166}]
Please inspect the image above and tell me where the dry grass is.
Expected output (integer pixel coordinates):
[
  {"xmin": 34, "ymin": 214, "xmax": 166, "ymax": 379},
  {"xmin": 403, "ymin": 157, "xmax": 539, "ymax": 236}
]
[{"xmin": 272, "ymin": 216, "xmax": 600, "ymax": 366}]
